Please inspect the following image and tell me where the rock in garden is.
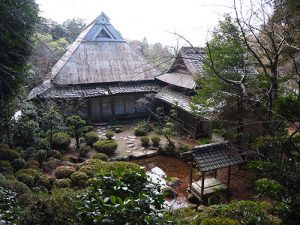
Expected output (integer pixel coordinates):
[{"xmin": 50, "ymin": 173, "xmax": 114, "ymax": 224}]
[
  {"xmin": 163, "ymin": 186, "xmax": 177, "ymax": 198},
  {"xmin": 127, "ymin": 144, "xmax": 135, "ymax": 148},
  {"xmin": 151, "ymin": 166, "xmax": 166, "ymax": 178},
  {"xmin": 128, "ymin": 136, "xmax": 137, "ymax": 139},
  {"xmin": 167, "ymin": 177, "xmax": 182, "ymax": 188}
]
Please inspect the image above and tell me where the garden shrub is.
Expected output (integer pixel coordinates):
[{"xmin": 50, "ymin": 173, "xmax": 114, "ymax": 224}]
[
  {"xmin": 42, "ymin": 158, "xmax": 61, "ymax": 173},
  {"xmin": 0, "ymin": 160, "xmax": 13, "ymax": 173},
  {"xmin": 197, "ymin": 138, "xmax": 213, "ymax": 145},
  {"xmin": 12, "ymin": 158, "xmax": 27, "ymax": 171},
  {"xmin": 18, "ymin": 189, "xmax": 80, "ymax": 225},
  {"xmin": 70, "ymin": 171, "xmax": 88, "ymax": 187},
  {"xmin": 200, "ymin": 218, "xmax": 241, "ymax": 225},
  {"xmin": 16, "ymin": 174, "xmax": 35, "ymax": 188},
  {"xmin": 51, "ymin": 132, "xmax": 70, "ymax": 151},
  {"xmin": 92, "ymin": 153, "xmax": 108, "ymax": 161},
  {"xmin": 0, "ymin": 147, "xmax": 20, "ymax": 161},
  {"xmin": 0, "ymin": 179, "xmax": 30, "ymax": 195},
  {"xmin": 178, "ymin": 143, "xmax": 192, "ymax": 152},
  {"xmin": 151, "ymin": 135, "xmax": 161, "ymax": 147},
  {"xmin": 36, "ymin": 138, "xmax": 50, "ymax": 150},
  {"xmin": 105, "ymin": 130, "xmax": 114, "ymax": 140},
  {"xmin": 48, "ymin": 150, "xmax": 62, "ymax": 159},
  {"xmin": 27, "ymin": 159, "xmax": 40, "ymax": 169},
  {"xmin": 93, "ymin": 140, "xmax": 118, "ymax": 155},
  {"xmin": 140, "ymin": 136, "xmax": 150, "ymax": 147},
  {"xmin": 36, "ymin": 150, "xmax": 47, "ymax": 164},
  {"xmin": 134, "ymin": 128, "xmax": 146, "ymax": 136},
  {"xmin": 82, "ymin": 125, "xmax": 94, "ymax": 134},
  {"xmin": 54, "ymin": 166, "xmax": 76, "ymax": 179},
  {"xmin": 0, "ymin": 186, "xmax": 20, "ymax": 224},
  {"xmin": 79, "ymin": 146, "xmax": 91, "ymax": 158},
  {"xmin": 84, "ymin": 131, "xmax": 99, "ymax": 147},
  {"xmin": 39, "ymin": 175, "xmax": 56, "ymax": 190},
  {"xmin": 53, "ymin": 179, "xmax": 71, "ymax": 188}
]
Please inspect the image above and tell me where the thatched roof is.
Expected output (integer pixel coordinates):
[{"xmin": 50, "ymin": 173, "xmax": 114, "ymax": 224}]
[
  {"xmin": 50, "ymin": 12, "xmax": 161, "ymax": 85},
  {"xmin": 156, "ymin": 47, "xmax": 205, "ymax": 89}
]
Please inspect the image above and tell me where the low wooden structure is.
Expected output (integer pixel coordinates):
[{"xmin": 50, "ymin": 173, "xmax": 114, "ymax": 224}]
[{"xmin": 187, "ymin": 141, "xmax": 243, "ymax": 203}]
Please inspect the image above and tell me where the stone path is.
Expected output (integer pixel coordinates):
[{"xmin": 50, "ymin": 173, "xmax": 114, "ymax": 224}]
[{"xmin": 94, "ymin": 125, "xmax": 159, "ymax": 160}]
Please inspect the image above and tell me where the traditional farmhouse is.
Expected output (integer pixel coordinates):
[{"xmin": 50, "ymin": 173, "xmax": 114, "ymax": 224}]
[
  {"xmin": 28, "ymin": 12, "xmax": 161, "ymax": 122},
  {"xmin": 155, "ymin": 47, "xmax": 211, "ymax": 138}
]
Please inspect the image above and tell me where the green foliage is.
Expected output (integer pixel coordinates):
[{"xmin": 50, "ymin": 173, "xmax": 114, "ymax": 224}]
[
  {"xmin": 134, "ymin": 120, "xmax": 151, "ymax": 136},
  {"xmin": 197, "ymin": 138, "xmax": 213, "ymax": 145},
  {"xmin": 93, "ymin": 140, "xmax": 118, "ymax": 155},
  {"xmin": 92, "ymin": 153, "xmax": 108, "ymax": 161},
  {"xmin": 16, "ymin": 173, "xmax": 35, "ymax": 188},
  {"xmin": 209, "ymin": 200, "xmax": 280, "ymax": 225},
  {"xmin": 77, "ymin": 168, "xmax": 173, "ymax": 225},
  {"xmin": 84, "ymin": 131, "xmax": 99, "ymax": 147},
  {"xmin": 200, "ymin": 217, "xmax": 241, "ymax": 225},
  {"xmin": 105, "ymin": 130, "xmax": 114, "ymax": 140},
  {"xmin": 66, "ymin": 115, "xmax": 87, "ymax": 149},
  {"xmin": 0, "ymin": 160, "xmax": 13, "ymax": 173},
  {"xmin": 48, "ymin": 150, "xmax": 62, "ymax": 159},
  {"xmin": 53, "ymin": 179, "xmax": 71, "ymax": 189},
  {"xmin": 0, "ymin": 186, "xmax": 20, "ymax": 224},
  {"xmin": 256, "ymin": 178, "xmax": 284, "ymax": 200},
  {"xmin": 70, "ymin": 171, "xmax": 88, "ymax": 187},
  {"xmin": 18, "ymin": 189, "xmax": 80, "ymax": 225},
  {"xmin": 0, "ymin": 0, "xmax": 39, "ymax": 137},
  {"xmin": 0, "ymin": 179, "xmax": 30, "ymax": 196},
  {"xmin": 151, "ymin": 135, "xmax": 161, "ymax": 147},
  {"xmin": 15, "ymin": 168, "xmax": 41, "ymax": 187},
  {"xmin": 79, "ymin": 145, "xmax": 91, "ymax": 158},
  {"xmin": 178, "ymin": 143, "xmax": 192, "ymax": 152},
  {"xmin": 62, "ymin": 18, "xmax": 86, "ymax": 42},
  {"xmin": 140, "ymin": 136, "xmax": 150, "ymax": 147},
  {"xmin": 275, "ymin": 93, "xmax": 300, "ymax": 123},
  {"xmin": 38, "ymin": 175, "xmax": 55, "ymax": 190},
  {"xmin": 0, "ymin": 146, "xmax": 20, "ymax": 161},
  {"xmin": 51, "ymin": 132, "xmax": 70, "ymax": 151},
  {"xmin": 12, "ymin": 158, "xmax": 27, "ymax": 171},
  {"xmin": 54, "ymin": 166, "xmax": 76, "ymax": 179},
  {"xmin": 134, "ymin": 128, "xmax": 147, "ymax": 136},
  {"xmin": 36, "ymin": 150, "xmax": 47, "ymax": 164}
]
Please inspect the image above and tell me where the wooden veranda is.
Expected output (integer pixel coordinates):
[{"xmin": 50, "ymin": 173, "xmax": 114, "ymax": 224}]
[{"xmin": 187, "ymin": 141, "xmax": 244, "ymax": 203}]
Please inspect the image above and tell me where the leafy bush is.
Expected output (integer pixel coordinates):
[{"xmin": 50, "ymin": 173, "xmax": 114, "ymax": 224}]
[
  {"xmin": 81, "ymin": 125, "xmax": 94, "ymax": 135},
  {"xmin": 12, "ymin": 158, "xmax": 27, "ymax": 171},
  {"xmin": 105, "ymin": 130, "xmax": 114, "ymax": 140},
  {"xmin": 43, "ymin": 157, "xmax": 61, "ymax": 173},
  {"xmin": 36, "ymin": 138, "xmax": 51, "ymax": 151},
  {"xmin": 36, "ymin": 150, "xmax": 47, "ymax": 164},
  {"xmin": 197, "ymin": 138, "xmax": 213, "ymax": 145},
  {"xmin": 84, "ymin": 131, "xmax": 99, "ymax": 147},
  {"xmin": 140, "ymin": 136, "xmax": 150, "ymax": 147},
  {"xmin": 79, "ymin": 146, "xmax": 91, "ymax": 158},
  {"xmin": 78, "ymin": 159, "xmax": 141, "ymax": 178},
  {"xmin": 0, "ymin": 147, "xmax": 20, "ymax": 161},
  {"xmin": 51, "ymin": 132, "xmax": 70, "ymax": 151},
  {"xmin": 200, "ymin": 217, "xmax": 241, "ymax": 225},
  {"xmin": 92, "ymin": 153, "xmax": 108, "ymax": 161},
  {"xmin": 54, "ymin": 166, "xmax": 76, "ymax": 179},
  {"xmin": 16, "ymin": 174, "xmax": 35, "ymax": 188},
  {"xmin": 0, "ymin": 186, "xmax": 20, "ymax": 224},
  {"xmin": 178, "ymin": 143, "xmax": 192, "ymax": 152},
  {"xmin": 48, "ymin": 150, "xmax": 62, "ymax": 159},
  {"xmin": 93, "ymin": 140, "xmax": 118, "ymax": 155},
  {"xmin": 0, "ymin": 179, "xmax": 30, "ymax": 195},
  {"xmin": 151, "ymin": 136, "xmax": 161, "ymax": 147},
  {"xmin": 0, "ymin": 160, "xmax": 13, "ymax": 173},
  {"xmin": 76, "ymin": 168, "xmax": 170, "ymax": 225},
  {"xmin": 70, "ymin": 171, "xmax": 88, "ymax": 187},
  {"xmin": 53, "ymin": 179, "xmax": 71, "ymax": 188},
  {"xmin": 134, "ymin": 128, "xmax": 146, "ymax": 136},
  {"xmin": 255, "ymin": 178, "xmax": 284, "ymax": 200},
  {"xmin": 39, "ymin": 175, "xmax": 56, "ymax": 190},
  {"xmin": 27, "ymin": 159, "xmax": 40, "ymax": 169},
  {"xmin": 66, "ymin": 115, "xmax": 87, "ymax": 150},
  {"xmin": 18, "ymin": 189, "xmax": 80, "ymax": 225}
]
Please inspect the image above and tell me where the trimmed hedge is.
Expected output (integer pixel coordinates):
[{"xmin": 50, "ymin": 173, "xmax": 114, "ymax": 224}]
[
  {"xmin": 0, "ymin": 160, "xmax": 13, "ymax": 173},
  {"xmin": 79, "ymin": 146, "xmax": 91, "ymax": 158},
  {"xmin": 53, "ymin": 178, "xmax": 71, "ymax": 188},
  {"xmin": 16, "ymin": 173, "xmax": 35, "ymax": 188},
  {"xmin": 151, "ymin": 136, "xmax": 161, "ymax": 147},
  {"xmin": 84, "ymin": 131, "xmax": 99, "ymax": 147},
  {"xmin": 54, "ymin": 166, "xmax": 76, "ymax": 179},
  {"xmin": 12, "ymin": 158, "xmax": 27, "ymax": 170},
  {"xmin": 134, "ymin": 128, "xmax": 146, "ymax": 136},
  {"xmin": 93, "ymin": 140, "xmax": 118, "ymax": 155},
  {"xmin": 92, "ymin": 153, "xmax": 108, "ymax": 161},
  {"xmin": 140, "ymin": 136, "xmax": 150, "ymax": 147},
  {"xmin": 70, "ymin": 171, "xmax": 88, "ymax": 187},
  {"xmin": 0, "ymin": 179, "xmax": 30, "ymax": 195},
  {"xmin": 105, "ymin": 130, "xmax": 114, "ymax": 140},
  {"xmin": 51, "ymin": 132, "xmax": 70, "ymax": 151},
  {"xmin": 0, "ymin": 147, "xmax": 20, "ymax": 161}
]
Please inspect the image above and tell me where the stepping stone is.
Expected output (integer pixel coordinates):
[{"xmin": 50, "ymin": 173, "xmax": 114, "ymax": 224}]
[
  {"xmin": 129, "ymin": 139, "xmax": 136, "ymax": 142},
  {"xmin": 131, "ymin": 151, "xmax": 145, "ymax": 158},
  {"xmin": 132, "ymin": 147, "xmax": 138, "ymax": 151},
  {"xmin": 126, "ymin": 140, "xmax": 134, "ymax": 144},
  {"xmin": 127, "ymin": 144, "xmax": 135, "ymax": 148},
  {"xmin": 126, "ymin": 150, "xmax": 132, "ymax": 153},
  {"xmin": 122, "ymin": 137, "xmax": 128, "ymax": 140},
  {"xmin": 140, "ymin": 147, "xmax": 145, "ymax": 151},
  {"xmin": 128, "ymin": 136, "xmax": 137, "ymax": 139}
]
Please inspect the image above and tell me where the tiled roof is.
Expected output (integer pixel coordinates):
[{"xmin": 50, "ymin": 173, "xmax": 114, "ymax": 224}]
[{"xmin": 192, "ymin": 141, "xmax": 244, "ymax": 172}]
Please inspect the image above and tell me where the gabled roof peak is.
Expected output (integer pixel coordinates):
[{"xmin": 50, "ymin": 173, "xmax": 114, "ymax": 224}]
[{"xmin": 96, "ymin": 12, "xmax": 110, "ymax": 25}]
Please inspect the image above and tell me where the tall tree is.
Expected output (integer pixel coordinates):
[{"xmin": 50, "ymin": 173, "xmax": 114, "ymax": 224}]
[{"xmin": 0, "ymin": 0, "xmax": 39, "ymax": 143}]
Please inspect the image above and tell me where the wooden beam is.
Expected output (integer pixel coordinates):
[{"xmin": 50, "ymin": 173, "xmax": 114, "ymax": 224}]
[
  {"xmin": 214, "ymin": 169, "xmax": 217, "ymax": 178},
  {"xmin": 227, "ymin": 166, "xmax": 231, "ymax": 188},
  {"xmin": 201, "ymin": 171, "xmax": 205, "ymax": 197},
  {"xmin": 189, "ymin": 163, "xmax": 193, "ymax": 185},
  {"xmin": 87, "ymin": 98, "xmax": 91, "ymax": 121}
]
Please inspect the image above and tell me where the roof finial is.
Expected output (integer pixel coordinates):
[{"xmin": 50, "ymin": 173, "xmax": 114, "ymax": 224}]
[{"xmin": 96, "ymin": 12, "xmax": 110, "ymax": 24}]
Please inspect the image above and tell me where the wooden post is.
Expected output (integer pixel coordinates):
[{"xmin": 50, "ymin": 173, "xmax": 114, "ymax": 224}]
[
  {"xmin": 214, "ymin": 169, "xmax": 217, "ymax": 178},
  {"xmin": 189, "ymin": 163, "xmax": 193, "ymax": 185},
  {"xmin": 87, "ymin": 99, "xmax": 91, "ymax": 121},
  {"xmin": 227, "ymin": 166, "xmax": 231, "ymax": 188},
  {"xmin": 111, "ymin": 96, "xmax": 116, "ymax": 120},
  {"xmin": 201, "ymin": 171, "xmax": 205, "ymax": 197}
]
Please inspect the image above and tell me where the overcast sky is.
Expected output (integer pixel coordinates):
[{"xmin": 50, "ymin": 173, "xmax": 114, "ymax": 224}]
[{"xmin": 36, "ymin": 0, "xmax": 236, "ymax": 47}]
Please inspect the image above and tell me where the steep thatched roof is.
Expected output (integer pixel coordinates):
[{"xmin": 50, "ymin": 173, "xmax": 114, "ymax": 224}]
[
  {"xmin": 50, "ymin": 12, "xmax": 160, "ymax": 85},
  {"xmin": 156, "ymin": 47, "xmax": 205, "ymax": 89}
]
